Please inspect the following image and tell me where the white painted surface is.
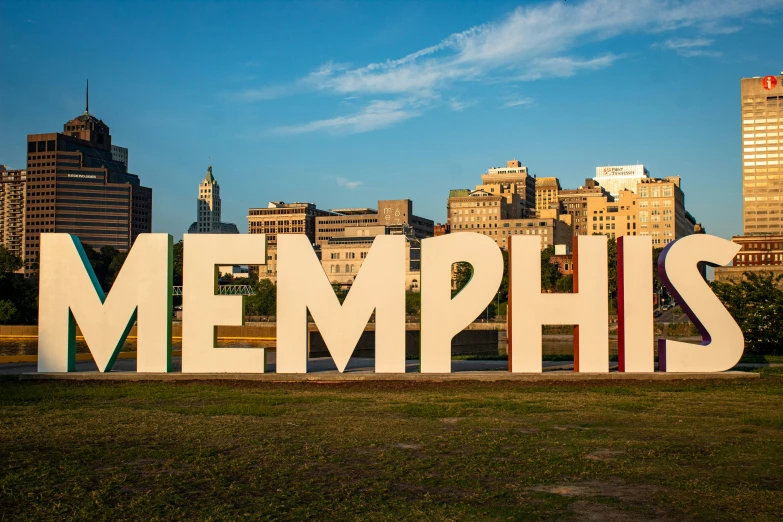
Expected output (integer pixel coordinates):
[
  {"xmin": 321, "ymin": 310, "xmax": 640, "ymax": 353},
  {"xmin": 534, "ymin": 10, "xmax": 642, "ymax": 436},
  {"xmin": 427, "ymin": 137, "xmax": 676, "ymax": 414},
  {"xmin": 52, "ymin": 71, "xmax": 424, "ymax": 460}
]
[
  {"xmin": 276, "ymin": 234, "xmax": 405, "ymax": 373},
  {"xmin": 658, "ymin": 235, "xmax": 743, "ymax": 372},
  {"xmin": 182, "ymin": 234, "xmax": 266, "ymax": 373},
  {"xmin": 618, "ymin": 236, "xmax": 654, "ymax": 372},
  {"xmin": 38, "ymin": 233, "xmax": 172, "ymax": 373},
  {"xmin": 509, "ymin": 235, "xmax": 609, "ymax": 373},
  {"xmin": 420, "ymin": 233, "xmax": 504, "ymax": 373}
]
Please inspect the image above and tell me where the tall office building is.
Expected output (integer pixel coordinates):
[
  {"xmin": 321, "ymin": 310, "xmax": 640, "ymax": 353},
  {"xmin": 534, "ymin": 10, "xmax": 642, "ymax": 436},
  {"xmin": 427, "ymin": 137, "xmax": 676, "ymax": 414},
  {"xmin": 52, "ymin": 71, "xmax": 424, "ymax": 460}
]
[
  {"xmin": 478, "ymin": 159, "xmax": 536, "ymax": 218},
  {"xmin": 715, "ymin": 74, "xmax": 783, "ymax": 287},
  {"xmin": 187, "ymin": 166, "xmax": 239, "ymax": 234},
  {"xmin": 111, "ymin": 145, "xmax": 128, "ymax": 168},
  {"xmin": 741, "ymin": 74, "xmax": 783, "ymax": 235},
  {"xmin": 0, "ymin": 165, "xmax": 27, "ymax": 261},
  {"xmin": 24, "ymin": 85, "xmax": 152, "ymax": 272}
]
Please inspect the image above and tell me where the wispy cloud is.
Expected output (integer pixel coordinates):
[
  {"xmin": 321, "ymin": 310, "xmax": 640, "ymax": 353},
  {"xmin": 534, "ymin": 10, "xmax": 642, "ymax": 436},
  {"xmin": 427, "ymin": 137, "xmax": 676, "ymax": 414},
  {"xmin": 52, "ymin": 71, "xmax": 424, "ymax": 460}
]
[
  {"xmin": 234, "ymin": 0, "xmax": 781, "ymax": 134},
  {"xmin": 337, "ymin": 177, "xmax": 363, "ymax": 190},
  {"xmin": 449, "ymin": 98, "xmax": 476, "ymax": 112},
  {"xmin": 273, "ymin": 99, "xmax": 419, "ymax": 135},
  {"xmin": 503, "ymin": 97, "xmax": 534, "ymax": 109},
  {"xmin": 226, "ymin": 85, "xmax": 291, "ymax": 102},
  {"xmin": 656, "ymin": 37, "xmax": 722, "ymax": 57}
]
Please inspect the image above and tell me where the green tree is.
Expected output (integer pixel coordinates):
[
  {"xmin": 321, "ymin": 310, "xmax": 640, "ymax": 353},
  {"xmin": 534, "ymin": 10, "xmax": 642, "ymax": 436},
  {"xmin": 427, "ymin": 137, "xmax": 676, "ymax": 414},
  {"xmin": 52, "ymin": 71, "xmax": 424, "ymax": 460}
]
[
  {"xmin": 0, "ymin": 299, "xmax": 17, "ymax": 324},
  {"xmin": 607, "ymin": 237, "xmax": 617, "ymax": 296},
  {"xmin": 405, "ymin": 291, "xmax": 421, "ymax": 315},
  {"xmin": 711, "ymin": 271, "xmax": 783, "ymax": 356},
  {"xmin": 0, "ymin": 245, "xmax": 23, "ymax": 274},
  {"xmin": 246, "ymin": 278, "xmax": 277, "ymax": 316},
  {"xmin": 453, "ymin": 262, "xmax": 473, "ymax": 295},
  {"xmin": 499, "ymin": 249, "xmax": 509, "ymax": 300},
  {"xmin": 555, "ymin": 274, "xmax": 573, "ymax": 293},
  {"xmin": 540, "ymin": 246, "xmax": 562, "ymax": 292},
  {"xmin": 0, "ymin": 245, "xmax": 37, "ymax": 324},
  {"xmin": 173, "ymin": 240, "xmax": 184, "ymax": 286}
]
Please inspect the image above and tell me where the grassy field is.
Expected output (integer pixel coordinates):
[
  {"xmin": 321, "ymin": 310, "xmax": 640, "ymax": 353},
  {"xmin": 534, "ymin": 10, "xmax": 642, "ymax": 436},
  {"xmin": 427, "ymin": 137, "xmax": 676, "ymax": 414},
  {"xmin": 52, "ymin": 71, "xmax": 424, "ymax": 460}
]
[{"xmin": 1, "ymin": 371, "xmax": 782, "ymax": 521}]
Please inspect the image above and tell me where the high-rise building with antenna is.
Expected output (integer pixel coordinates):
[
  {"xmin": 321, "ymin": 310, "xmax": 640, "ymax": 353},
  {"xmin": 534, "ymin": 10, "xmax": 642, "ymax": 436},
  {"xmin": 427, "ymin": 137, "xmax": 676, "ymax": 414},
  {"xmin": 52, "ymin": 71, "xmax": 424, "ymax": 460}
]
[{"xmin": 23, "ymin": 82, "xmax": 152, "ymax": 272}]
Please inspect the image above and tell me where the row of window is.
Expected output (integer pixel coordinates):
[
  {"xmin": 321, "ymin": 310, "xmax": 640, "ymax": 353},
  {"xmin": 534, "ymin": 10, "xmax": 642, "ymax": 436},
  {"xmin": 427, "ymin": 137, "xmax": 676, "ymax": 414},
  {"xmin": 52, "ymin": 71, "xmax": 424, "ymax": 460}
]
[{"xmin": 329, "ymin": 264, "xmax": 356, "ymax": 274}]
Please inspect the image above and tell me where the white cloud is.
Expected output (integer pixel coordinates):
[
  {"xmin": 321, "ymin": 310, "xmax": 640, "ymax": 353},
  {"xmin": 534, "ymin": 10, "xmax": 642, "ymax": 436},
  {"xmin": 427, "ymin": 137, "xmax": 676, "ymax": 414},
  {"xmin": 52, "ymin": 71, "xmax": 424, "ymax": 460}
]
[
  {"xmin": 656, "ymin": 37, "xmax": 722, "ymax": 57},
  {"xmin": 503, "ymin": 97, "xmax": 534, "ymax": 109},
  {"xmin": 227, "ymin": 85, "xmax": 290, "ymax": 102},
  {"xmin": 449, "ymin": 98, "xmax": 476, "ymax": 112},
  {"xmin": 337, "ymin": 177, "xmax": 363, "ymax": 189},
  {"xmin": 273, "ymin": 99, "xmax": 419, "ymax": 135},
  {"xmin": 239, "ymin": 0, "xmax": 781, "ymax": 133}
]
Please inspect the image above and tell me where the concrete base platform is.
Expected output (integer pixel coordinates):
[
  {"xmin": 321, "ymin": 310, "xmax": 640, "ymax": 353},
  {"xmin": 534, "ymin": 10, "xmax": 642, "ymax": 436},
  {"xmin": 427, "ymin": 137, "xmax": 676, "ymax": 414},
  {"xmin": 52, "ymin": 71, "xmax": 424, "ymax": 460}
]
[{"xmin": 20, "ymin": 370, "xmax": 758, "ymax": 382}]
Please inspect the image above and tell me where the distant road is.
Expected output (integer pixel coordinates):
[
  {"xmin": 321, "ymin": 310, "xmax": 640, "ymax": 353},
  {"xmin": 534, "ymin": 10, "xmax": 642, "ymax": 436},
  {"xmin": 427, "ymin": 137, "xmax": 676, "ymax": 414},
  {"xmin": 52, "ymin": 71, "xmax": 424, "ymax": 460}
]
[{"xmin": 654, "ymin": 310, "xmax": 690, "ymax": 323}]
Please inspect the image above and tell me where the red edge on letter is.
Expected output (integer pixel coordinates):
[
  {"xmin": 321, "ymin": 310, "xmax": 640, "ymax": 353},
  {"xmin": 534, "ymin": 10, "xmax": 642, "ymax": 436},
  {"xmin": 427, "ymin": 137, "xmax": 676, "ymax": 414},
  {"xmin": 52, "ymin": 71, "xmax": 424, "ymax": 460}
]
[
  {"xmin": 658, "ymin": 338, "xmax": 667, "ymax": 372},
  {"xmin": 573, "ymin": 236, "xmax": 579, "ymax": 372},
  {"xmin": 617, "ymin": 237, "xmax": 626, "ymax": 372},
  {"xmin": 507, "ymin": 237, "xmax": 513, "ymax": 372}
]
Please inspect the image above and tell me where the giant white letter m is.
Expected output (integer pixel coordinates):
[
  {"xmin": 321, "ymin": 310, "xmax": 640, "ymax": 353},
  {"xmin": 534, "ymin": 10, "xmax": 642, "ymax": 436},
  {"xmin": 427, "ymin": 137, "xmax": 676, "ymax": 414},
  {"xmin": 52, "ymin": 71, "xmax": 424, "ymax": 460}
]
[{"xmin": 37, "ymin": 234, "xmax": 173, "ymax": 373}]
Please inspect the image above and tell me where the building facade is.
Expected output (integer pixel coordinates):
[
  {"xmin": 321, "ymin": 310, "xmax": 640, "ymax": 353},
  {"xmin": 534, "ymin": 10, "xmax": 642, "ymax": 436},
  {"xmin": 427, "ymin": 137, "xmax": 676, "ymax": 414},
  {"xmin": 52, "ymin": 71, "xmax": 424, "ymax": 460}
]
[
  {"xmin": 187, "ymin": 166, "xmax": 239, "ymax": 234},
  {"xmin": 248, "ymin": 201, "xmax": 333, "ymax": 247},
  {"xmin": 714, "ymin": 235, "xmax": 783, "ymax": 287},
  {"xmin": 314, "ymin": 199, "xmax": 433, "ymax": 246},
  {"xmin": 741, "ymin": 74, "xmax": 783, "ymax": 235},
  {"xmin": 593, "ymin": 164, "xmax": 650, "ymax": 199},
  {"xmin": 0, "ymin": 166, "xmax": 27, "ymax": 262},
  {"xmin": 320, "ymin": 225, "xmax": 422, "ymax": 291},
  {"xmin": 111, "ymin": 145, "xmax": 128, "ymax": 168},
  {"xmin": 582, "ymin": 176, "xmax": 698, "ymax": 245},
  {"xmin": 558, "ymin": 179, "xmax": 612, "ymax": 236},
  {"xmin": 477, "ymin": 159, "xmax": 536, "ymax": 218},
  {"xmin": 24, "ymin": 95, "xmax": 152, "ymax": 272},
  {"xmin": 446, "ymin": 188, "xmax": 571, "ymax": 249},
  {"xmin": 535, "ymin": 177, "xmax": 561, "ymax": 216},
  {"xmin": 714, "ymin": 75, "xmax": 783, "ymax": 285}
]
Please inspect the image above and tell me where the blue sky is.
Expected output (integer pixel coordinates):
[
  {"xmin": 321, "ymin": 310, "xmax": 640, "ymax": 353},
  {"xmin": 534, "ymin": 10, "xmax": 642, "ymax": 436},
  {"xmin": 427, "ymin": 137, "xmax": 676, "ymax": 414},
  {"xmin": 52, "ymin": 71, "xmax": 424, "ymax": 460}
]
[{"xmin": 1, "ymin": 0, "xmax": 782, "ymax": 240}]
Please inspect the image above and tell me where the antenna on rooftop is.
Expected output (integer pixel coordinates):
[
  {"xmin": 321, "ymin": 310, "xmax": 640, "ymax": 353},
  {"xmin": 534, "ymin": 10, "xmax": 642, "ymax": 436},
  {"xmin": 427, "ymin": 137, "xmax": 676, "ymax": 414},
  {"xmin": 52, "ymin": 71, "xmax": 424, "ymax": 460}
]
[{"xmin": 85, "ymin": 79, "xmax": 89, "ymax": 114}]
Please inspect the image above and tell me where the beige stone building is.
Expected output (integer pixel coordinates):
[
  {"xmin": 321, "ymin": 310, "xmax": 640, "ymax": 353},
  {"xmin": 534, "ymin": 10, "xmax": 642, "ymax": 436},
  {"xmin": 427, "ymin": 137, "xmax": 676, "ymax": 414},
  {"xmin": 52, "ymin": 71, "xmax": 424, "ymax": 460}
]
[
  {"xmin": 583, "ymin": 176, "xmax": 697, "ymax": 245},
  {"xmin": 476, "ymin": 159, "xmax": 536, "ymax": 218},
  {"xmin": 188, "ymin": 166, "xmax": 239, "ymax": 234},
  {"xmin": 586, "ymin": 189, "xmax": 638, "ymax": 240},
  {"xmin": 741, "ymin": 74, "xmax": 783, "ymax": 235},
  {"xmin": 446, "ymin": 187, "xmax": 571, "ymax": 249},
  {"xmin": 321, "ymin": 225, "xmax": 422, "ymax": 291},
  {"xmin": 250, "ymin": 199, "xmax": 433, "ymax": 286},
  {"xmin": 315, "ymin": 199, "xmax": 433, "ymax": 245},
  {"xmin": 0, "ymin": 166, "xmax": 27, "ymax": 262},
  {"xmin": 496, "ymin": 217, "xmax": 572, "ymax": 250},
  {"xmin": 558, "ymin": 179, "xmax": 612, "ymax": 236},
  {"xmin": 535, "ymin": 177, "xmax": 561, "ymax": 216},
  {"xmin": 636, "ymin": 177, "xmax": 696, "ymax": 246},
  {"xmin": 248, "ymin": 201, "xmax": 333, "ymax": 247}
]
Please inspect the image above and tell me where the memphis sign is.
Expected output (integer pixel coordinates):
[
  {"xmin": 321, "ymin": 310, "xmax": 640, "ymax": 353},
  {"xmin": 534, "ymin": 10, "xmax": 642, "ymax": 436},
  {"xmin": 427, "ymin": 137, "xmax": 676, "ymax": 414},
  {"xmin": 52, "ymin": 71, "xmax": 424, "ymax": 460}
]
[{"xmin": 37, "ymin": 233, "xmax": 743, "ymax": 374}]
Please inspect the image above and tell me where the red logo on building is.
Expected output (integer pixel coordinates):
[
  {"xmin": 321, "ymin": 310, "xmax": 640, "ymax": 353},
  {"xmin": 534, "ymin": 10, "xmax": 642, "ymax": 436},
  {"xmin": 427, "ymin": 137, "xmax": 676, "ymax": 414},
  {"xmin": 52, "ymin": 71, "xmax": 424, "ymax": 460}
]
[{"xmin": 762, "ymin": 76, "xmax": 778, "ymax": 90}]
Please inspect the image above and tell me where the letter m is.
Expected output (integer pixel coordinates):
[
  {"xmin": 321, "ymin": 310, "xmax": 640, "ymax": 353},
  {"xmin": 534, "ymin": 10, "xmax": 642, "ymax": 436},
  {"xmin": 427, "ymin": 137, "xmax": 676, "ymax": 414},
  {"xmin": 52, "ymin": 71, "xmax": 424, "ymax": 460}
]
[{"xmin": 37, "ymin": 234, "xmax": 172, "ymax": 373}]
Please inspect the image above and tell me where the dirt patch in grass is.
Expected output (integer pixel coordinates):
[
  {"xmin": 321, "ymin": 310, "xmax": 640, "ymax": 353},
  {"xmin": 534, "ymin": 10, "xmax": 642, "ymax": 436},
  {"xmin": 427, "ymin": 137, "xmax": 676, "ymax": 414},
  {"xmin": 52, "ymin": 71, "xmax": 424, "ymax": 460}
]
[{"xmin": 530, "ymin": 479, "xmax": 665, "ymax": 502}]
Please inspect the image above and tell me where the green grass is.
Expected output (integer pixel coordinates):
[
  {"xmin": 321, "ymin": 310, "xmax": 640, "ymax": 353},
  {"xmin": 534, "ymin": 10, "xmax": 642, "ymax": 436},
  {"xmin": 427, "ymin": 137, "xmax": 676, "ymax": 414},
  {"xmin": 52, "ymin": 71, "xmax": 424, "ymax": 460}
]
[{"xmin": 2, "ymin": 371, "xmax": 783, "ymax": 520}]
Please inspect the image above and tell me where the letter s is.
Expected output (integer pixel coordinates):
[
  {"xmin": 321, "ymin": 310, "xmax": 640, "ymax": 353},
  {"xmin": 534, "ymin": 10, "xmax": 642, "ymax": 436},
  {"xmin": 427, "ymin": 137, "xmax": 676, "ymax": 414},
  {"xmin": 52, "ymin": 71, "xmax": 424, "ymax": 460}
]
[{"xmin": 657, "ymin": 234, "xmax": 743, "ymax": 372}]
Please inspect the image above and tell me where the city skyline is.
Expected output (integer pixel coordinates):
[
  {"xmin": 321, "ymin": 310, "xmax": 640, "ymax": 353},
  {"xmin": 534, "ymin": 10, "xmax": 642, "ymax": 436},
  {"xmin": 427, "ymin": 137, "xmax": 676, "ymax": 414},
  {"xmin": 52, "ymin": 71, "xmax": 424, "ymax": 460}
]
[{"xmin": 2, "ymin": 0, "xmax": 783, "ymax": 240}]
